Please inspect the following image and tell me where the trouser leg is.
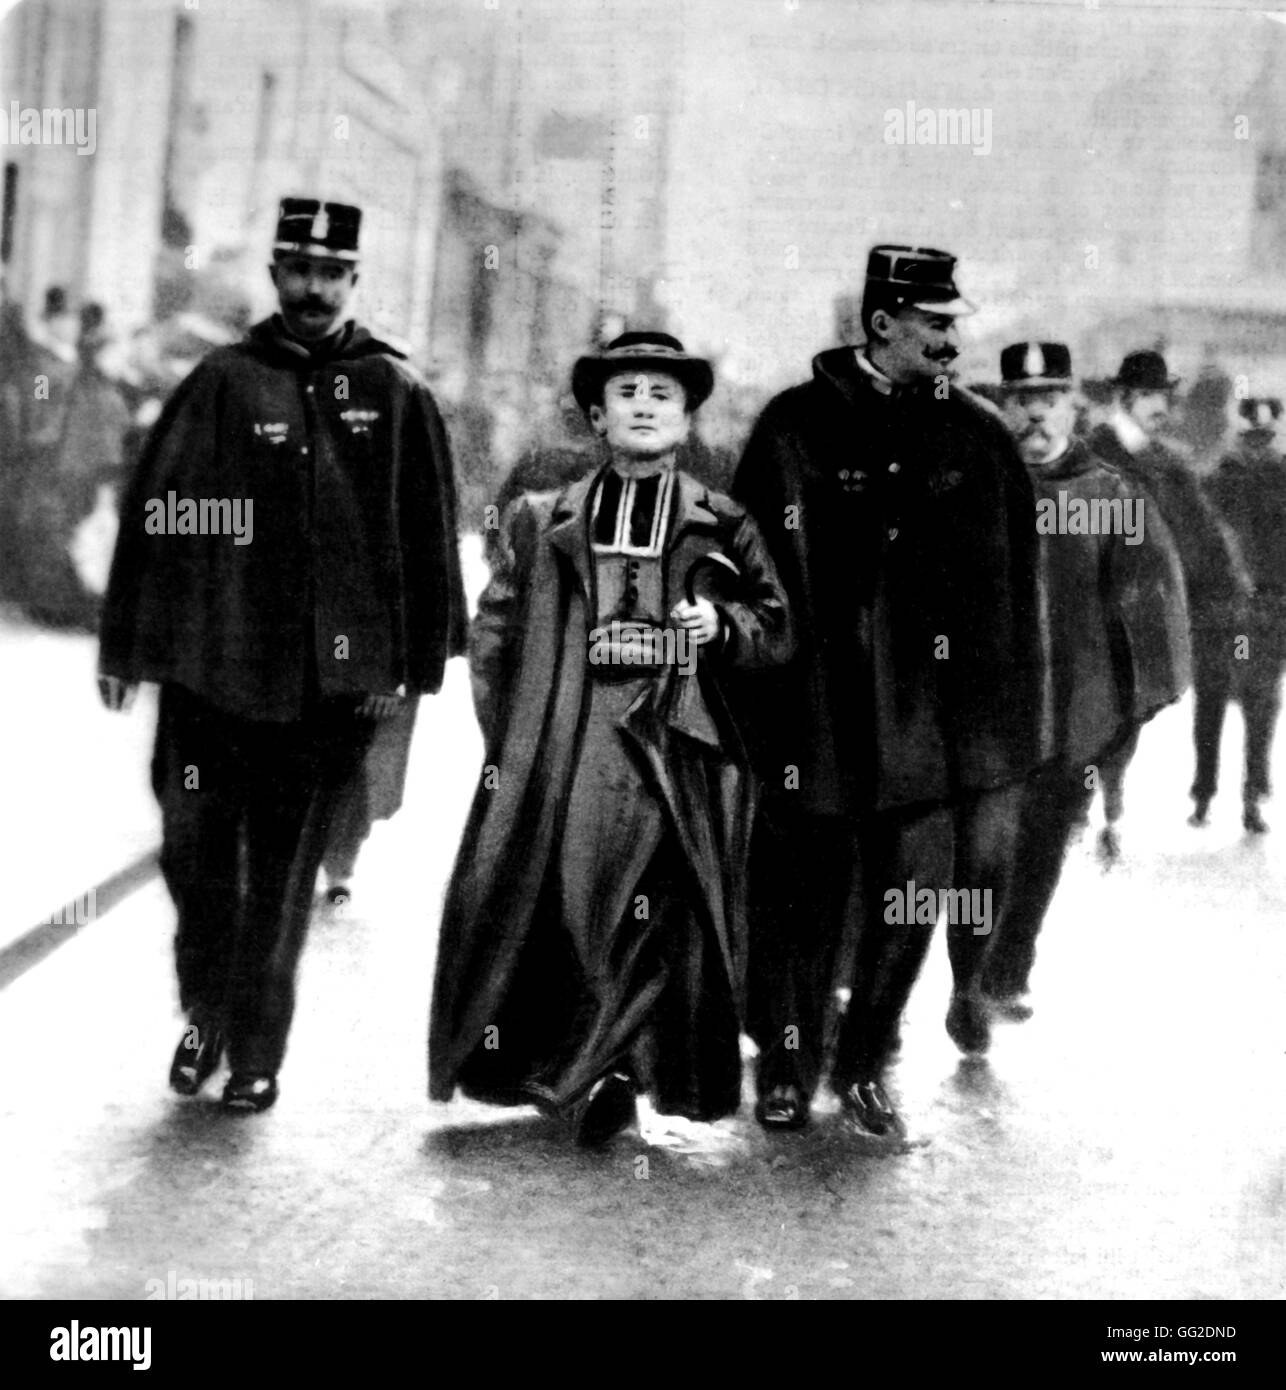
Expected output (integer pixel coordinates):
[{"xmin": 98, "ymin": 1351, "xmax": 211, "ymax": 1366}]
[
  {"xmin": 945, "ymin": 782, "xmax": 1025, "ymax": 995},
  {"xmin": 152, "ymin": 686, "xmax": 243, "ymax": 1021},
  {"xmin": 224, "ymin": 702, "xmax": 374, "ymax": 1077},
  {"xmin": 1240, "ymin": 663, "xmax": 1282, "ymax": 804},
  {"xmin": 832, "ymin": 804, "xmax": 953, "ymax": 1084},
  {"xmin": 1101, "ymin": 724, "xmax": 1140, "ymax": 826},
  {"xmin": 983, "ymin": 766, "xmax": 1092, "ymax": 998},
  {"xmin": 1191, "ymin": 629, "xmax": 1233, "ymax": 804},
  {"xmin": 746, "ymin": 812, "xmax": 857, "ymax": 1100},
  {"xmin": 321, "ymin": 770, "xmax": 372, "ymax": 884}
]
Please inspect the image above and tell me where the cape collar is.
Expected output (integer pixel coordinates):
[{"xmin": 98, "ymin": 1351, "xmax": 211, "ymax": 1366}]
[
  {"xmin": 853, "ymin": 347, "xmax": 897, "ymax": 396},
  {"xmin": 812, "ymin": 344, "xmax": 928, "ymax": 407},
  {"xmin": 248, "ymin": 314, "xmax": 372, "ymax": 365}
]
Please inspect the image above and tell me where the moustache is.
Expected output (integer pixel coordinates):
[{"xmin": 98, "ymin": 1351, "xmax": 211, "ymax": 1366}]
[
  {"xmin": 290, "ymin": 298, "xmax": 331, "ymax": 314},
  {"xmin": 926, "ymin": 348, "xmax": 959, "ymax": 364}
]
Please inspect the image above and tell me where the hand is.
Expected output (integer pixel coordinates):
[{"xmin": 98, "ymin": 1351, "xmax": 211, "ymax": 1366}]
[
  {"xmin": 98, "ymin": 675, "xmax": 138, "ymax": 712},
  {"xmin": 360, "ymin": 687, "xmax": 406, "ymax": 720},
  {"xmin": 669, "ymin": 598, "xmax": 721, "ymax": 646}
]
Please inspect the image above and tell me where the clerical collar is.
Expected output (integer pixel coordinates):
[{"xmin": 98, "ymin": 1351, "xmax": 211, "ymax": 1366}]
[
  {"xmin": 591, "ymin": 465, "xmax": 676, "ymax": 556},
  {"xmin": 1109, "ymin": 406, "xmax": 1150, "ymax": 457}
]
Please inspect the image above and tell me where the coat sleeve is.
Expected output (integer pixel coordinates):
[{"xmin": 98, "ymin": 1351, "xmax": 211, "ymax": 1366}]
[
  {"xmin": 468, "ymin": 496, "xmax": 532, "ymax": 746},
  {"xmin": 398, "ymin": 382, "xmax": 468, "ymax": 694},
  {"xmin": 1103, "ymin": 482, "xmax": 1192, "ymax": 721},
  {"xmin": 96, "ymin": 358, "xmax": 223, "ymax": 681},
  {"xmin": 707, "ymin": 508, "xmax": 795, "ymax": 670}
]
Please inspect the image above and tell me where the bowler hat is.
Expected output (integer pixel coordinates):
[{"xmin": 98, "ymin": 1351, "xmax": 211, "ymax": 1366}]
[
  {"xmin": 273, "ymin": 198, "xmax": 361, "ymax": 263},
  {"xmin": 864, "ymin": 244, "xmax": 976, "ymax": 316},
  {"xmin": 1112, "ymin": 350, "xmax": 1178, "ymax": 393},
  {"xmin": 1000, "ymin": 341, "xmax": 1073, "ymax": 390},
  {"xmin": 571, "ymin": 332, "xmax": 714, "ymax": 413}
]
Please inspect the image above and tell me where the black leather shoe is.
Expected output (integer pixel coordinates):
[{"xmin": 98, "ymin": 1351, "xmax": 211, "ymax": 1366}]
[
  {"xmin": 221, "ymin": 1074, "xmax": 278, "ymax": 1113},
  {"xmin": 168, "ymin": 1018, "xmax": 225, "ymax": 1096},
  {"xmin": 1188, "ymin": 798, "xmax": 1211, "ymax": 828},
  {"xmin": 574, "ymin": 1072, "xmax": 636, "ymax": 1147},
  {"xmin": 754, "ymin": 1083, "xmax": 810, "ymax": 1131},
  {"xmin": 325, "ymin": 884, "xmax": 351, "ymax": 906},
  {"xmin": 946, "ymin": 990, "xmax": 991, "ymax": 1055},
  {"xmin": 1096, "ymin": 825, "xmax": 1121, "ymax": 867},
  {"xmin": 1244, "ymin": 804, "xmax": 1269, "ymax": 835},
  {"xmin": 837, "ymin": 1078, "xmax": 903, "ymax": 1137}
]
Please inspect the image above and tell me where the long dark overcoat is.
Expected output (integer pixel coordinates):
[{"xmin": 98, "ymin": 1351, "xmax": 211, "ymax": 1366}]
[
  {"xmin": 428, "ymin": 469, "xmax": 793, "ymax": 1101},
  {"xmin": 729, "ymin": 347, "xmax": 1045, "ymax": 817}
]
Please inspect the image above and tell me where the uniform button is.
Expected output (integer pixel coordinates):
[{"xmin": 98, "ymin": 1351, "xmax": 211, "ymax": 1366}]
[
  {"xmin": 306, "ymin": 384, "xmax": 316, "ymax": 395},
  {"xmin": 301, "ymin": 446, "xmax": 310, "ymax": 455},
  {"xmin": 888, "ymin": 527, "xmax": 899, "ymax": 540},
  {"xmin": 888, "ymin": 462, "xmax": 901, "ymax": 474}
]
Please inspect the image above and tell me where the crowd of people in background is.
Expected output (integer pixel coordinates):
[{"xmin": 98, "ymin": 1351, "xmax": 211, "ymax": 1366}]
[{"xmin": 0, "ymin": 285, "xmax": 215, "ymax": 630}]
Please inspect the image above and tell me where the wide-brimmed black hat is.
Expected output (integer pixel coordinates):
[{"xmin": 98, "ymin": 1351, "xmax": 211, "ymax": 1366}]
[
  {"xmin": 1112, "ymin": 350, "xmax": 1178, "ymax": 392},
  {"xmin": 273, "ymin": 198, "xmax": 361, "ymax": 263},
  {"xmin": 1000, "ymin": 341, "xmax": 1073, "ymax": 390},
  {"xmin": 864, "ymin": 244, "xmax": 975, "ymax": 316},
  {"xmin": 571, "ymin": 332, "xmax": 714, "ymax": 412},
  {"xmin": 1238, "ymin": 397, "xmax": 1283, "ymax": 431}
]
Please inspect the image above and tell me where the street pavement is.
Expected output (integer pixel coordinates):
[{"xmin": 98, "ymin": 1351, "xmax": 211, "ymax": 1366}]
[{"xmin": 1, "ymin": 586, "xmax": 1284, "ymax": 1300}]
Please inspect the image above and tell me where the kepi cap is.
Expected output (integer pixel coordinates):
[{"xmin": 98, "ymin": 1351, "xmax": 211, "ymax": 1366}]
[
  {"xmin": 864, "ymin": 244, "xmax": 976, "ymax": 316},
  {"xmin": 1000, "ymin": 341, "xmax": 1073, "ymax": 390},
  {"xmin": 274, "ymin": 198, "xmax": 361, "ymax": 263}
]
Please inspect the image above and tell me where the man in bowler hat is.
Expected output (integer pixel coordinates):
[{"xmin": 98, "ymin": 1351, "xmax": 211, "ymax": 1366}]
[
  {"xmin": 1197, "ymin": 398, "xmax": 1286, "ymax": 833},
  {"xmin": 99, "ymin": 198, "xmax": 467, "ymax": 1111},
  {"xmin": 731, "ymin": 246, "xmax": 1045, "ymax": 1136},
  {"xmin": 1090, "ymin": 350, "xmax": 1249, "ymax": 851}
]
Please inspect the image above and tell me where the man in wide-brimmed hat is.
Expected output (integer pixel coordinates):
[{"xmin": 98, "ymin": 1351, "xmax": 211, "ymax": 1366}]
[
  {"xmin": 1199, "ymin": 397, "xmax": 1286, "ymax": 833},
  {"xmin": 429, "ymin": 332, "xmax": 793, "ymax": 1146},
  {"xmin": 1091, "ymin": 349, "xmax": 1250, "ymax": 851}
]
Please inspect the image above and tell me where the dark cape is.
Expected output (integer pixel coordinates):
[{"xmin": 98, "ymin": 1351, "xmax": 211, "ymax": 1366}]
[
  {"xmin": 99, "ymin": 316, "xmax": 467, "ymax": 721},
  {"xmin": 1089, "ymin": 424, "xmax": 1249, "ymax": 631},
  {"xmin": 729, "ymin": 347, "xmax": 1046, "ymax": 817},
  {"xmin": 1030, "ymin": 437, "xmax": 1190, "ymax": 769},
  {"xmin": 428, "ymin": 469, "xmax": 793, "ymax": 1104}
]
